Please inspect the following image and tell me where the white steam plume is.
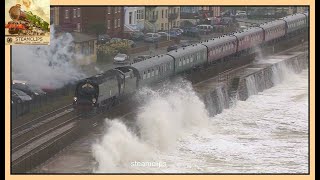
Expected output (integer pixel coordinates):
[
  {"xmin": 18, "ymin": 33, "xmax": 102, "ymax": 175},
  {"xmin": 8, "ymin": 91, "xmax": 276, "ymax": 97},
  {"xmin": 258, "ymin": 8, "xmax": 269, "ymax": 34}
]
[{"xmin": 12, "ymin": 26, "xmax": 86, "ymax": 89}]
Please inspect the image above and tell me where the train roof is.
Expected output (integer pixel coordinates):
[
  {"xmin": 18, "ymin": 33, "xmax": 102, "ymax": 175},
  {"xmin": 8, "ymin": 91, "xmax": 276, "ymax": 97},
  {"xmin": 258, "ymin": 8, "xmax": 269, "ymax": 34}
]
[
  {"xmin": 280, "ymin": 13, "xmax": 307, "ymax": 22},
  {"xmin": 167, "ymin": 43, "xmax": 206, "ymax": 57},
  {"xmin": 231, "ymin": 27, "xmax": 263, "ymax": 38},
  {"xmin": 131, "ymin": 54, "xmax": 173, "ymax": 71},
  {"xmin": 259, "ymin": 19, "xmax": 286, "ymax": 29},
  {"xmin": 200, "ymin": 35, "xmax": 237, "ymax": 48}
]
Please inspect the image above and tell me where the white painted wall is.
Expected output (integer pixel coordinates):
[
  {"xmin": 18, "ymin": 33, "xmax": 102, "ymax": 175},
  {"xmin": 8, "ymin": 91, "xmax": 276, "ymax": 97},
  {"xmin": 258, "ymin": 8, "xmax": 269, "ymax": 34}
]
[{"xmin": 124, "ymin": 7, "xmax": 145, "ymax": 31}]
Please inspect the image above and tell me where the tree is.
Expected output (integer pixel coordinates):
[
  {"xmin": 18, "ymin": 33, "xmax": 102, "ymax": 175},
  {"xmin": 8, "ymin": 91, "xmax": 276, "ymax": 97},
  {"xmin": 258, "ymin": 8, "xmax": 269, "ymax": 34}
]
[{"xmin": 97, "ymin": 41, "xmax": 130, "ymax": 62}]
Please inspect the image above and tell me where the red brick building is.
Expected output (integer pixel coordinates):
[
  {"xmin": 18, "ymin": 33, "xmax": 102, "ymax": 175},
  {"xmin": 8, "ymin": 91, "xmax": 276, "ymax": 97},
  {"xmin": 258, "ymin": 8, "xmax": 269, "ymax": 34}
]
[{"xmin": 58, "ymin": 7, "xmax": 124, "ymax": 38}]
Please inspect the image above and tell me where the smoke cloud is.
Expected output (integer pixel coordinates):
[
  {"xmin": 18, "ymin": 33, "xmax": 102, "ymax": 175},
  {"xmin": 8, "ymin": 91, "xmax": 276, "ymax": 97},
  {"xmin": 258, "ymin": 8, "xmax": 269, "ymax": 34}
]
[{"xmin": 12, "ymin": 26, "xmax": 86, "ymax": 89}]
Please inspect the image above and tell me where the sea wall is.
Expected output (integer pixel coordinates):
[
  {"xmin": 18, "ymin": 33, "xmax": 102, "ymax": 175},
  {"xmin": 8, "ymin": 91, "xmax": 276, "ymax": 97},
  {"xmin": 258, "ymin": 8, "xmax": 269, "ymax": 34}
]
[{"xmin": 200, "ymin": 51, "xmax": 308, "ymax": 117}]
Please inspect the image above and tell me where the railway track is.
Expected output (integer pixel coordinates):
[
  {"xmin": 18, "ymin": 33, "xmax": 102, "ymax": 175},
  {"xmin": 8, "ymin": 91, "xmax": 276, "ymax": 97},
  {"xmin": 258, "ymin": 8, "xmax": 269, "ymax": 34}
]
[
  {"xmin": 11, "ymin": 103, "xmax": 83, "ymax": 173},
  {"xmin": 11, "ymin": 115, "xmax": 81, "ymax": 167},
  {"xmin": 12, "ymin": 103, "xmax": 74, "ymax": 129},
  {"xmin": 12, "ymin": 104, "xmax": 75, "ymax": 151}
]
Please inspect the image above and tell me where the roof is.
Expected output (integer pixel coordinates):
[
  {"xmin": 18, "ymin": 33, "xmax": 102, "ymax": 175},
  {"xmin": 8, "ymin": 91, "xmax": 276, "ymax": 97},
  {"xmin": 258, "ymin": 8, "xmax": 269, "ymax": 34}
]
[
  {"xmin": 259, "ymin": 19, "xmax": 286, "ymax": 29},
  {"xmin": 167, "ymin": 43, "xmax": 206, "ymax": 58},
  {"xmin": 281, "ymin": 13, "xmax": 307, "ymax": 23},
  {"xmin": 70, "ymin": 32, "xmax": 96, "ymax": 43},
  {"xmin": 231, "ymin": 27, "xmax": 263, "ymax": 38},
  {"xmin": 201, "ymin": 35, "xmax": 237, "ymax": 48},
  {"xmin": 131, "ymin": 54, "xmax": 173, "ymax": 71}
]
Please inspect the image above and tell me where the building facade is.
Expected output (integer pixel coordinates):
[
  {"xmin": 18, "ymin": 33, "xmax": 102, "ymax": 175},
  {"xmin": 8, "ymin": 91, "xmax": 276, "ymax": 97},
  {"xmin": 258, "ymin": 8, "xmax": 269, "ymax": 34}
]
[
  {"xmin": 145, "ymin": 6, "xmax": 181, "ymax": 32},
  {"xmin": 145, "ymin": 6, "xmax": 168, "ymax": 32},
  {"xmin": 124, "ymin": 7, "xmax": 145, "ymax": 31},
  {"xmin": 168, "ymin": 7, "xmax": 180, "ymax": 29},
  {"xmin": 50, "ymin": 7, "xmax": 60, "ymax": 26},
  {"xmin": 58, "ymin": 7, "xmax": 124, "ymax": 38},
  {"xmin": 180, "ymin": 6, "xmax": 220, "ymax": 18}
]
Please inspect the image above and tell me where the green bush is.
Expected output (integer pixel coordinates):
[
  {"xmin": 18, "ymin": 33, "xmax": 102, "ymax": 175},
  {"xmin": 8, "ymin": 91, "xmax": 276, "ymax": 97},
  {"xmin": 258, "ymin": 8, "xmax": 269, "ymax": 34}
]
[{"xmin": 97, "ymin": 41, "xmax": 130, "ymax": 62}]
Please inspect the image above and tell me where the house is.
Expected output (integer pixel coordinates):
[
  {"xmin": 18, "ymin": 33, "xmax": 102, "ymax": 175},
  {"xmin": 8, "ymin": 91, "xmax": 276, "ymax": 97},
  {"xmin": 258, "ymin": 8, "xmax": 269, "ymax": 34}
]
[
  {"xmin": 70, "ymin": 32, "xmax": 96, "ymax": 55},
  {"xmin": 145, "ymin": 7, "xmax": 168, "ymax": 32},
  {"xmin": 56, "ymin": 6, "xmax": 124, "ymax": 38},
  {"xmin": 124, "ymin": 7, "xmax": 145, "ymax": 32}
]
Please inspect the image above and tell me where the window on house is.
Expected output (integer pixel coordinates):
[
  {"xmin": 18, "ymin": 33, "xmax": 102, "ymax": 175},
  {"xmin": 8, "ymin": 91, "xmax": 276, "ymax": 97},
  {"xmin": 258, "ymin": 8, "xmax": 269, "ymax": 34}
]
[
  {"xmin": 129, "ymin": 12, "xmax": 132, "ymax": 24},
  {"xmin": 138, "ymin": 10, "xmax": 144, "ymax": 19},
  {"xmin": 107, "ymin": 20, "xmax": 110, "ymax": 29},
  {"xmin": 137, "ymin": 10, "xmax": 140, "ymax": 19},
  {"xmin": 77, "ymin": 23, "xmax": 81, "ymax": 32},
  {"xmin": 77, "ymin": 8, "xmax": 80, "ymax": 17},
  {"xmin": 89, "ymin": 41, "xmax": 94, "ymax": 54},
  {"xmin": 65, "ymin": 9, "xmax": 69, "ymax": 19}
]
